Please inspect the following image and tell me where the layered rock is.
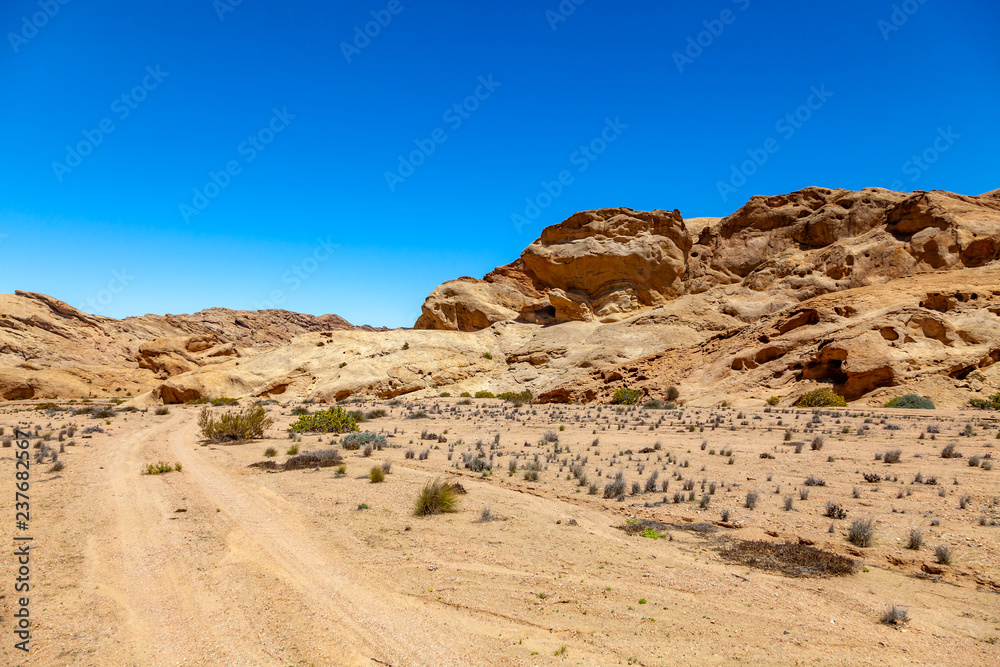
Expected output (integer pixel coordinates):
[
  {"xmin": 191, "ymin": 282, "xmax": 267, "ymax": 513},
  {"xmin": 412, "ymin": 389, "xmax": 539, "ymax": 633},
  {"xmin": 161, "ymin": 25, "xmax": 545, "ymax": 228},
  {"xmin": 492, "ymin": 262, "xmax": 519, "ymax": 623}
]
[
  {"xmin": 0, "ymin": 291, "xmax": 380, "ymax": 400},
  {"xmin": 417, "ymin": 188, "xmax": 1000, "ymax": 330}
]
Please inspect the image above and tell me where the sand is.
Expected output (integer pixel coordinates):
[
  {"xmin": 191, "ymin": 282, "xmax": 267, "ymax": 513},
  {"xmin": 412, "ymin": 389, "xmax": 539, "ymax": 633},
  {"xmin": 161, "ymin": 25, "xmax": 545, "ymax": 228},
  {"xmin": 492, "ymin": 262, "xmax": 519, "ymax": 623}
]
[{"xmin": 2, "ymin": 398, "xmax": 999, "ymax": 666}]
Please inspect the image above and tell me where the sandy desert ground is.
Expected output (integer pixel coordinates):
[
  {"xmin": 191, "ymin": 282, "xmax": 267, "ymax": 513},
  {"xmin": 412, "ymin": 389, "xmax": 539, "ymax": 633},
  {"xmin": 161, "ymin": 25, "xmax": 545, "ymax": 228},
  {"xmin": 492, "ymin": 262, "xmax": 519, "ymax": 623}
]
[{"xmin": 2, "ymin": 397, "xmax": 999, "ymax": 666}]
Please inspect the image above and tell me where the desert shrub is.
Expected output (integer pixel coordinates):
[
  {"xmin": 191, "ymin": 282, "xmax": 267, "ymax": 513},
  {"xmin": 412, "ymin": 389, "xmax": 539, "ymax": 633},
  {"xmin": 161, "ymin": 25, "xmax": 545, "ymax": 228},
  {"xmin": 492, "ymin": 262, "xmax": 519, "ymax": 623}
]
[
  {"xmin": 199, "ymin": 406, "xmax": 273, "ymax": 442},
  {"xmin": 825, "ymin": 502, "xmax": 847, "ymax": 519},
  {"xmin": 717, "ymin": 540, "xmax": 857, "ymax": 577},
  {"xmin": 935, "ymin": 544, "xmax": 952, "ymax": 564},
  {"xmin": 968, "ymin": 393, "xmax": 1000, "ymax": 410},
  {"xmin": 804, "ymin": 476, "xmax": 826, "ymax": 487},
  {"xmin": 369, "ymin": 466, "xmax": 385, "ymax": 483},
  {"xmin": 604, "ymin": 471, "xmax": 626, "ymax": 499},
  {"xmin": 497, "ymin": 390, "xmax": 532, "ymax": 403},
  {"xmin": 291, "ymin": 406, "xmax": 310, "ymax": 416},
  {"xmin": 154, "ymin": 406, "xmax": 170, "ymax": 415},
  {"xmin": 766, "ymin": 396, "xmax": 780, "ymax": 406},
  {"xmin": 341, "ymin": 431, "xmax": 386, "ymax": 450},
  {"xmin": 459, "ymin": 392, "xmax": 471, "ymax": 397},
  {"xmin": 476, "ymin": 506, "xmax": 498, "ymax": 523},
  {"xmin": 941, "ymin": 442, "xmax": 962, "ymax": 459},
  {"xmin": 884, "ymin": 394, "xmax": 934, "ymax": 410},
  {"xmin": 959, "ymin": 494, "xmax": 971, "ymax": 509},
  {"xmin": 811, "ymin": 436, "xmax": 825, "ymax": 451},
  {"xmin": 474, "ymin": 390, "xmax": 495, "ymax": 399},
  {"xmin": 210, "ymin": 397, "xmax": 239, "ymax": 406},
  {"xmin": 666, "ymin": 386, "xmax": 680, "ymax": 402},
  {"xmin": 848, "ymin": 517, "xmax": 875, "ymax": 547},
  {"xmin": 142, "ymin": 461, "xmax": 181, "ymax": 475},
  {"xmin": 612, "ymin": 387, "xmax": 642, "ymax": 405},
  {"xmin": 644, "ymin": 470, "xmax": 660, "ymax": 493},
  {"xmin": 795, "ymin": 388, "xmax": 847, "ymax": 408},
  {"xmin": 906, "ymin": 528, "xmax": 923, "ymax": 550},
  {"xmin": 745, "ymin": 491, "xmax": 759, "ymax": 510},
  {"xmin": 542, "ymin": 430, "xmax": 559, "ymax": 443},
  {"xmin": 881, "ymin": 604, "xmax": 909, "ymax": 626},
  {"xmin": 91, "ymin": 407, "xmax": 116, "ymax": 419},
  {"xmin": 883, "ymin": 449, "xmax": 902, "ymax": 464},
  {"xmin": 643, "ymin": 399, "xmax": 669, "ymax": 410},
  {"xmin": 289, "ymin": 407, "xmax": 358, "ymax": 433},
  {"xmin": 283, "ymin": 449, "xmax": 343, "ymax": 471},
  {"xmin": 414, "ymin": 479, "xmax": 460, "ymax": 516},
  {"xmin": 969, "ymin": 455, "xmax": 982, "ymax": 467}
]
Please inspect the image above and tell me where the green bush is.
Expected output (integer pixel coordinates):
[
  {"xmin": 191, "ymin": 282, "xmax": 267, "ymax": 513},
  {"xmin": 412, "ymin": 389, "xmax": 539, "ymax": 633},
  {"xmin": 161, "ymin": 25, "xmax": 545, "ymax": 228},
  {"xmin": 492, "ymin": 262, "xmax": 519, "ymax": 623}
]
[
  {"xmin": 969, "ymin": 393, "xmax": 1000, "ymax": 411},
  {"xmin": 369, "ymin": 466, "xmax": 385, "ymax": 483},
  {"xmin": 142, "ymin": 461, "xmax": 181, "ymax": 475},
  {"xmin": 611, "ymin": 387, "xmax": 642, "ymax": 405},
  {"xmin": 459, "ymin": 392, "xmax": 472, "ymax": 397},
  {"xmin": 795, "ymin": 388, "xmax": 847, "ymax": 408},
  {"xmin": 766, "ymin": 396, "xmax": 780, "ymax": 406},
  {"xmin": 210, "ymin": 397, "xmax": 239, "ymax": 406},
  {"xmin": 885, "ymin": 394, "xmax": 935, "ymax": 409},
  {"xmin": 341, "ymin": 431, "xmax": 387, "ymax": 450},
  {"xmin": 414, "ymin": 479, "xmax": 460, "ymax": 516},
  {"xmin": 289, "ymin": 407, "xmax": 359, "ymax": 433},
  {"xmin": 497, "ymin": 390, "xmax": 533, "ymax": 403},
  {"xmin": 474, "ymin": 390, "xmax": 495, "ymax": 399},
  {"xmin": 198, "ymin": 405, "xmax": 273, "ymax": 442}
]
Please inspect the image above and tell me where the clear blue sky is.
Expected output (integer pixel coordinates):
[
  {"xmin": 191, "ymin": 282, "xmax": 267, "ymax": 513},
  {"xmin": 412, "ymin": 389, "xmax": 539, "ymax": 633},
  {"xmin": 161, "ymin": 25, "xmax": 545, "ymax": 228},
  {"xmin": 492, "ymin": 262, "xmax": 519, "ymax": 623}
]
[{"xmin": 1, "ymin": 0, "xmax": 997, "ymax": 327}]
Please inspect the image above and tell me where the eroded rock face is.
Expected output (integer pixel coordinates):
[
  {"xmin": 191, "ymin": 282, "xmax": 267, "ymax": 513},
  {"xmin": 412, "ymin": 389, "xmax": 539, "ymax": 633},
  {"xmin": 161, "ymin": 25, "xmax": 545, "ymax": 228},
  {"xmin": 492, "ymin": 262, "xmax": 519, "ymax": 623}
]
[
  {"xmin": 0, "ymin": 291, "xmax": 381, "ymax": 400},
  {"xmin": 417, "ymin": 187, "xmax": 1000, "ymax": 330},
  {"xmin": 540, "ymin": 266, "xmax": 1000, "ymax": 406}
]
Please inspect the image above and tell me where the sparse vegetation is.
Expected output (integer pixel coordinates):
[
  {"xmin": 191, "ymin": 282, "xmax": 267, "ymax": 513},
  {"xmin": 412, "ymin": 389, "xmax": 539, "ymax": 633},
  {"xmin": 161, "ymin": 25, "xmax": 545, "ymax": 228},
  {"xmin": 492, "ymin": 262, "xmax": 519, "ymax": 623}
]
[
  {"xmin": 885, "ymin": 394, "xmax": 934, "ymax": 409},
  {"xmin": 611, "ymin": 387, "xmax": 642, "ymax": 405},
  {"xmin": 289, "ymin": 407, "xmax": 359, "ymax": 433},
  {"xmin": 142, "ymin": 461, "xmax": 181, "ymax": 475},
  {"xmin": 198, "ymin": 405, "xmax": 273, "ymax": 442},
  {"xmin": 795, "ymin": 388, "xmax": 847, "ymax": 408},
  {"xmin": 881, "ymin": 604, "xmax": 909, "ymax": 626},
  {"xmin": 848, "ymin": 517, "xmax": 875, "ymax": 547},
  {"xmin": 414, "ymin": 479, "xmax": 460, "ymax": 516}
]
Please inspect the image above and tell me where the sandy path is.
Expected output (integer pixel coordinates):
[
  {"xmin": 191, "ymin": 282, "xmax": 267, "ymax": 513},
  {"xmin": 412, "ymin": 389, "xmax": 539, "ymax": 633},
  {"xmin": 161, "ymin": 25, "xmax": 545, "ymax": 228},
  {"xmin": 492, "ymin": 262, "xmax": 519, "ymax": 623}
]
[{"xmin": 92, "ymin": 411, "xmax": 464, "ymax": 666}]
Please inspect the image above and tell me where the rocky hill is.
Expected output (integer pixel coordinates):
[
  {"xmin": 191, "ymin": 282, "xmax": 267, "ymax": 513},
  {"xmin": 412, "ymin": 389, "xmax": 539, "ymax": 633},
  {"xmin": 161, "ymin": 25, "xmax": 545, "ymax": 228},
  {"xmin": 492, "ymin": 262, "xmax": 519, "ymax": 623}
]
[
  {"xmin": 0, "ymin": 291, "xmax": 383, "ymax": 400},
  {"xmin": 4, "ymin": 186, "xmax": 998, "ymax": 408}
]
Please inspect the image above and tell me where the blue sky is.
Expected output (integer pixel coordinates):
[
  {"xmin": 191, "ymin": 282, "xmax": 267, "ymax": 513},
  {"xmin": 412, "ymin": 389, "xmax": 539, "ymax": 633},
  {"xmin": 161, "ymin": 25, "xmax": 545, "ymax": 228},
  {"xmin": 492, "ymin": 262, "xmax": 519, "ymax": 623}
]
[{"xmin": 1, "ymin": 0, "xmax": 997, "ymax": 327}]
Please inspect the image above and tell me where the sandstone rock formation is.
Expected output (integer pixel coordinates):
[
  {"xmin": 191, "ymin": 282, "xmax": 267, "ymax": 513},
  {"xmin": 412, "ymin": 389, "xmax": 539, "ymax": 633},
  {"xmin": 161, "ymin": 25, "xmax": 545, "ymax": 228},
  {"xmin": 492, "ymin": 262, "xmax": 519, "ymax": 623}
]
[
  {"xmin": 417, "ymin": 187, "xmax": 1000, "ymax": 330},
  {"xmin": 4, "ymin": 186, "xmax": 998, "ymax": 408},
  {"xmin": 0, "ymin": 291, "xmax": 382, "ymax": 400}
]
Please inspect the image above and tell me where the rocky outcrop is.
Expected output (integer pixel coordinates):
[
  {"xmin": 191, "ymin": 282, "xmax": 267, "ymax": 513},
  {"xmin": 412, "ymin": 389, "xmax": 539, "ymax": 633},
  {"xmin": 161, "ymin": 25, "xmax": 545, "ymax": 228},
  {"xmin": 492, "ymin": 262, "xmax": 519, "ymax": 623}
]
[
  {"xmin": 417, "ymin": 188, "xmax": 1000, "ymax": 330},
  {"xmin": 5, "ymin": 185, "xmax": 998, "ymax": 408},
  {"xmin": 539, "ymin": 266, "xmax": 1000, "ymax": 407},
  {"xmin": 0, "ymin": 291, "xmax": 381, "ymax": 400}
]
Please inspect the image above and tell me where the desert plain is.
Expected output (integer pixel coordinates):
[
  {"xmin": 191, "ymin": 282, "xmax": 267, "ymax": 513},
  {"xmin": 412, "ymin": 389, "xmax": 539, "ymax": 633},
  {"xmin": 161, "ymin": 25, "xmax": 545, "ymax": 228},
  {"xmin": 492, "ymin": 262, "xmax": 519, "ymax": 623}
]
[{"xmin": 1, "ymin": 396, "xmax": 998, "ymax": 666}]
